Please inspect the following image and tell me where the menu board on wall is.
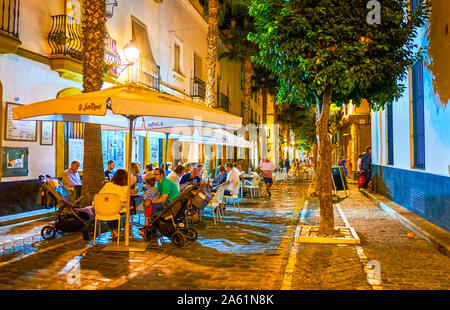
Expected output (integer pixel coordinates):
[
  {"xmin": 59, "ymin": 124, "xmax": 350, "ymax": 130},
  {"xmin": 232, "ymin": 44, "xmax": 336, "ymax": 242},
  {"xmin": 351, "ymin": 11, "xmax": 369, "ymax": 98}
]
[
  {"xmin": 5, "ymin": 102, "xmax": 37, "ymax": 141},
  {"xmin": 68, "ymin": 139, "xmax": 84, "ymax": 171}
]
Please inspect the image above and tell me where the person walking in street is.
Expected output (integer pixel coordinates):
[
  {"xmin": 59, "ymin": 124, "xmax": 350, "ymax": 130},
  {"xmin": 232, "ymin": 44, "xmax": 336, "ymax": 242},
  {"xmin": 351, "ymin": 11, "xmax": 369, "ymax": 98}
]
[
  {"xmin": 295, "ymin": 159, "xmax": 301, "ymax": 175},
  {"xmin": 104, "ymin": 160, "xmax": 115, "ymax": 181},
  {"xmin": 357, "ymin": 153, "xmax": 363, "ymax": 174},
  {"xmin": 338, "ymin": 156, "xmax": 348, "ymax": 177},
  {"xmin": 284, "ymin": 159, "xmax": 290, "ymax": 174},
  {"xmin": 361, "ymin": 146, "xmax": 372, "ymax": 189},
  {"xmin": 259, "ymin": 158, "xmax": 277, "ymax": 197}
]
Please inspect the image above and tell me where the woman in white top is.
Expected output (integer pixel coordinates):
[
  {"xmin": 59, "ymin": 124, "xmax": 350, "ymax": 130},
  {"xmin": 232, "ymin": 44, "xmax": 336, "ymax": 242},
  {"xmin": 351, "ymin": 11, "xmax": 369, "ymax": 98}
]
[
  {"xmin": 97, "ymin": 168, "xmax": 129, "ymax": 238},
  {"xmin": 357, "ymin": 154, "xmax": 363, "ymax": 174},
  {"xmin": 167, "ymin": 164, "xmax": 186, "ymax": 188}
]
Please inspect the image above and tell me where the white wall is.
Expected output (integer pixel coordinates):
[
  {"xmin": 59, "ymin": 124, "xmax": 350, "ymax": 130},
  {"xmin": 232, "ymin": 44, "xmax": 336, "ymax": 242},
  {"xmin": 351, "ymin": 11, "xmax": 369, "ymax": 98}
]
[
  {"xmin": 0, "ymin": 54, "xmax": 81, "ymax": 181},
  {"xmin": 371, "ymin": 19, "xmax": 450, "ymax": 176}
]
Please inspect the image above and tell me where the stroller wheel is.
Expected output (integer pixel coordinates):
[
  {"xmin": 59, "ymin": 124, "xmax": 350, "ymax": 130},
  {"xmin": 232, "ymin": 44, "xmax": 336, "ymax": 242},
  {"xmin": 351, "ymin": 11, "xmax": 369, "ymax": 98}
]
[
  {"xmin": 170, "ymin": 231, "xmax": 186, "ymax": 248},
  {"xmin": 41, "ymin": 225, "xmax": 56, "ymax": 240},
  {"xmin": 185, "ymin": 227, "xmax": 198, "ymax": 241},
  {"xmin": 82, "ymin": 225, "xmax": 94, "ymax": 240}
]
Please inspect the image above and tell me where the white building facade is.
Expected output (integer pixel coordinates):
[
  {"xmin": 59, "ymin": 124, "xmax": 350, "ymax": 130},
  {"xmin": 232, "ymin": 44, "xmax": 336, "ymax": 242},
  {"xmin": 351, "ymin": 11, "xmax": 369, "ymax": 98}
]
[{"xmin": 370, "ymin": 1, "xmax": 450, "ymax": 232}]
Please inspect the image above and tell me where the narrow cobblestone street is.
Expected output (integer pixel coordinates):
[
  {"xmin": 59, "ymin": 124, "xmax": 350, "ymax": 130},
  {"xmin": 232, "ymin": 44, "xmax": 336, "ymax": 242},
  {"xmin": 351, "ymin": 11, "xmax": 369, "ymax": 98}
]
[{"xmin": 0, "ymin": 178, "xmax": 448, "ymax": 290}]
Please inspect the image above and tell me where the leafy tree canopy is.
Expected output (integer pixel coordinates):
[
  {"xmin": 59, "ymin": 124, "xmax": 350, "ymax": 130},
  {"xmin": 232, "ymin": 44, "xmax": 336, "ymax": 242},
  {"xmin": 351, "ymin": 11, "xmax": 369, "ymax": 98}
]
[{"xmin": 248, "ymin": 0, "xmax": 428, "ymax": 111}]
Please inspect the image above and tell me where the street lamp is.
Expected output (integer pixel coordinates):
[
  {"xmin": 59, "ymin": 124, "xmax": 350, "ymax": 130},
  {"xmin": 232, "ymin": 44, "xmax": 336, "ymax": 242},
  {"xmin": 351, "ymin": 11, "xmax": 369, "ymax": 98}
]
[{"xmin": 118, "ymin": 40, "xmax": 140, "ymax": 75}]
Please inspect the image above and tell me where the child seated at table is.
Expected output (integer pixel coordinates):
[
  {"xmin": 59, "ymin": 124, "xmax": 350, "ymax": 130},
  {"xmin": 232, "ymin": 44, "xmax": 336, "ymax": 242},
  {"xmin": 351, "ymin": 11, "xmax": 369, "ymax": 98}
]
[{"xmin": 139, "ymin": 177, "xmax": 163, "ymax": 235}]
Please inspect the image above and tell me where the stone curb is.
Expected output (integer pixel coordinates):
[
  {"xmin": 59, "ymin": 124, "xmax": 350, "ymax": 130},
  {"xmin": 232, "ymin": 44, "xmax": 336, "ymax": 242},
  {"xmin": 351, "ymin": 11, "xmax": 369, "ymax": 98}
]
[
  {"xmin": 0, "ymin": 209, "xmax": 56, "ymax": 227},
  {"xmin": 359, "ymin": 188, "xmax": 450, "ymax": 258}
]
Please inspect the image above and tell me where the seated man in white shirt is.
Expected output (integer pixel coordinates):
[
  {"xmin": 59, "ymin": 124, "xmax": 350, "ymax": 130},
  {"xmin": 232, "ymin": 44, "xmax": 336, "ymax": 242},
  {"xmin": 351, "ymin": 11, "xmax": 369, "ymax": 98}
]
[
  {"xmin": 62, "ymin": 160, "xmax": 82, "ymax": 198},
  {"xmin": 213, "ymin": 162, "xmax": 240, "ymax": 196}
]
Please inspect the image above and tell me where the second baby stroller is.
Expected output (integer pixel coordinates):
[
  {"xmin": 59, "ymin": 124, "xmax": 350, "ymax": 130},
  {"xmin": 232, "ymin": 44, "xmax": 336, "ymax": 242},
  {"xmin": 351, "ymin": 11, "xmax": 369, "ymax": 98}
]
[{"xmin": 143, "ymin": 184, "xmax": 210, "ymax": 247}]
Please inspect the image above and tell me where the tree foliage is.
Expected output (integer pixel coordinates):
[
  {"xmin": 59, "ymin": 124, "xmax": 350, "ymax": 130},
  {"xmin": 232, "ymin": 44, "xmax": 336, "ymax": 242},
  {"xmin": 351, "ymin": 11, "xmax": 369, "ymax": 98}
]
[{"xmin": 248, "ymin": 0, "xmax": 428, "ymax": 110}]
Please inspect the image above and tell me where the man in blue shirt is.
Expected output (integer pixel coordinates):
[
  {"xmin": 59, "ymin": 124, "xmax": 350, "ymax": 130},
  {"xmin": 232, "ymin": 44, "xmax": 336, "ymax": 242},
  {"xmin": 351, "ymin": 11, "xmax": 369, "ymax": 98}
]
[
  {"xmin": 360, "ymin": 146, "xmax": 372, "ymax": 188},
  {"xmin": 104, "ymin": 160, "xmax": 115, "ymax": 180},
  {"xmin": 179, "ymin": 167, "xmax": 201, "ymax": 187}
]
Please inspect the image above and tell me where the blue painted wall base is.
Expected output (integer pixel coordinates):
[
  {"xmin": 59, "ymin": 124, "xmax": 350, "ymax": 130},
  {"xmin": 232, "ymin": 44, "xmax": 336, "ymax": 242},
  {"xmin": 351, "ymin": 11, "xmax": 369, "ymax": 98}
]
[{"xmin": 371, "ymin": 164, "xmax": 450, "ymax": 232}]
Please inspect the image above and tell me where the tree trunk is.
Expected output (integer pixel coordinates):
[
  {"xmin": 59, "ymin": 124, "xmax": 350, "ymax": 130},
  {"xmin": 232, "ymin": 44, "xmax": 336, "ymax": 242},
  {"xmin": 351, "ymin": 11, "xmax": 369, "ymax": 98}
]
[
  {"xmin": 262, "ymin": 87, "xmax": 268, "ymax": 124},
  {"xmin": 205, "ymin": 0, "xmax": 219, "ymax": 108},
  {"xmin": 317, "ymin": 86, "xmax": 334, "ymax": 235},
  {"xmin": 80, "ymin": 0, "xmax": 106, "ymax": 206},
  {"xmin": 243, "ymin": 56, "xmax": 252, "ymax": 163}
]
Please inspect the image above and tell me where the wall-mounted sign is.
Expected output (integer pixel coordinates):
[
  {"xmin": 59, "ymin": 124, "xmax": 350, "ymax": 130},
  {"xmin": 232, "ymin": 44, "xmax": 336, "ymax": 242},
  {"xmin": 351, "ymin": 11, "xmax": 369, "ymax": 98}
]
[
  {"xmin": 2, "ymin": 147, "xmax": 29, "ymax": 177},
  {"xmin": 5, "ymin": 102, "xmax": 37, "ymax": 142},
  {"xmin": 40, "ymin": 121, "xmax": 54, "ymax": 145}
]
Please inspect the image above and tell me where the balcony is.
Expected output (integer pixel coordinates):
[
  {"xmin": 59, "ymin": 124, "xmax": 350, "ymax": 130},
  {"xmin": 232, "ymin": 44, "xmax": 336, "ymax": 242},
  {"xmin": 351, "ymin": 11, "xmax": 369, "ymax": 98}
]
[
  {"xmin": 216, "ymin": 92, "xmax": 229, "ymax": 112},
  {"xmin": 134, "ymin": 64, "xmax": 161, "ymax": 92},
  {"xmin": 190, "ymin": 77, "xmax": 206, "ymax": 99},
  {"xmin": 0, "ymin": 0, "xmax": 21, "ymax": 53},
  {"xmin": 48, "ymin": 14, "xmax": 121, "ymax": 83}
]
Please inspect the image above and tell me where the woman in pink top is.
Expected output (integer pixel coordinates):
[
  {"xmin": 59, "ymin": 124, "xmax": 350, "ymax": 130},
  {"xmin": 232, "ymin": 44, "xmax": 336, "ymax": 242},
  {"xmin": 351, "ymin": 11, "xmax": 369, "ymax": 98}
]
[{"xmin": 259, "ymin": 159, "xmax": 276, "ymax": 197}]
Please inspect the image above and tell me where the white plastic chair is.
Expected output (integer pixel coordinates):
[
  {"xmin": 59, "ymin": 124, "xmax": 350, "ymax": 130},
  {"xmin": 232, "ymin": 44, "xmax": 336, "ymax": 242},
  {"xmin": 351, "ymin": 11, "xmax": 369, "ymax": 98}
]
[
  {"xmin": 93, "ymin": 193, "xmax": 122, "ymax": 245},
  {"xmin": 243, "ymin": 175, "xmax": 260, "ymax": 199},
  {"xmin": 208, "ymin": 186, "xmax": 225, "ymax": 225},
  {"xmin": 224, "ymin": 183, "xmax": 241, "ymax": 213}
]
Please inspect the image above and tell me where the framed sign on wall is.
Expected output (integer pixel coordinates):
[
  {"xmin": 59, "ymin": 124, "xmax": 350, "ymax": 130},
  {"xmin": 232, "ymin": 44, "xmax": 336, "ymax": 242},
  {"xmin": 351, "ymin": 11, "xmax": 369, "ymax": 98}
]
[
  {"xmin": 1, "ymin": 147, "xmax": 29, "ymax": 177},
  {"xmin": 40, "ymin": 121, "xmax": 54, "ymax": 145},
  {"xmin": 4, "ymin": 102, "xmax": 37, "ymax": 142}
]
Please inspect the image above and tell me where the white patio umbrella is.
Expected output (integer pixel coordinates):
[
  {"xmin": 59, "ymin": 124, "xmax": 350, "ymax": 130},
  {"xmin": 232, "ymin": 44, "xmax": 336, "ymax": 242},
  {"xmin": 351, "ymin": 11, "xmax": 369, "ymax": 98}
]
[{"xmin": 13, "ymin": 84, "xmax": 243, "ymax": 249}]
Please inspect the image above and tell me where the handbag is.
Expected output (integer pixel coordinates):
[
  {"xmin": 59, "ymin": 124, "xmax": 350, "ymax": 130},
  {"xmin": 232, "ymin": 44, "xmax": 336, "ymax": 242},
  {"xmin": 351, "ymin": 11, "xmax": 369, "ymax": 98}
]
[{"xmin": 357, "ymin": 173, "xmax": 366, "ymax": 187}]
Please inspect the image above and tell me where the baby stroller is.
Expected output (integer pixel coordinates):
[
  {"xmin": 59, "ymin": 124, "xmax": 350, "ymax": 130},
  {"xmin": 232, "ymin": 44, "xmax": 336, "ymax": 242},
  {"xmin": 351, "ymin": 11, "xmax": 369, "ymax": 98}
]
[
  {"xmin": 143, "ymin": 183, "xmax": 211, "ymax": 247},
  {"xmin": 38, "ymin": 175, "xmax": 94, "ymax": 240}
]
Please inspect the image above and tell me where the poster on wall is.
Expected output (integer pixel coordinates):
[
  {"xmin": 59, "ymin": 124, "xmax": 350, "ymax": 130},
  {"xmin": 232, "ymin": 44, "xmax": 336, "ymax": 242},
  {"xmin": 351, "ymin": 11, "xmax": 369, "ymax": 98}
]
[
  {"xmin": 5, "ymin": 102, "xmax": 37, "ymax": 142},
  {"xmin": 68, "ymin": 138, "xmax": 84, "ymax": 171},
  {"xmin": 1, "ymin": 147, "xmax": 29, "ymax": 177},
  {"xmin": 102, "ymin": 131, "xmax": 125, "ymax": 171},
  {"xmin": 40, "ymin": 121, "xmax": 54, "ymax": 145}
]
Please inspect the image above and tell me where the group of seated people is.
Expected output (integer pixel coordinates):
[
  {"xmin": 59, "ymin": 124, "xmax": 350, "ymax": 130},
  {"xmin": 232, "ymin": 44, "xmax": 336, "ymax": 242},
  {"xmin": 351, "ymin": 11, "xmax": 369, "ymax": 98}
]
[{"xmin": 62, "ymin": 159, "xmax": 250, "ymax": 238}]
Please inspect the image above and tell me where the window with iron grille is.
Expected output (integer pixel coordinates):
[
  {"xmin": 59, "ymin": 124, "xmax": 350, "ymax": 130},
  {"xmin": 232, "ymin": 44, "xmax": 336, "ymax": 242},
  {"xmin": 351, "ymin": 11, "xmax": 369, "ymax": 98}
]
[
  {"xmin": 387, "ymin": 102, "xmax": 394, "ymax": 165},
  {"xmin": 412, "ymin": 60, "xmax": 425, "ymax": 169}
]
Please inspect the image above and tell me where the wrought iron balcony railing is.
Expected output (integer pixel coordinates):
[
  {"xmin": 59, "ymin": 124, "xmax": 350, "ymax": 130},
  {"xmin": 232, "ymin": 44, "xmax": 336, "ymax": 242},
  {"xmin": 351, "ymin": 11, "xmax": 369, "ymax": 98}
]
[
  {"xmin": 48, "ymin": 14, "xmax": 122, "ymax": 80},
  {"xmin": 48, "ymin": 15, "xmax": 82, "ymax": 60},
  {"xmin": 104, "ymin": 32, "xmax": 121, "ymax": 78},
  {"xmin": 190, "ymin": 77, "xmax": 206, "ymax": 99},
  {"xmin": 135, "ymin": 65, "xmax": 161, "ymax": 92},
  {"xmin": 216, "ymin": 92, "xmax": 229, "ymax": 112},
  {"xmin": 1, "ymin": 0, "xmax": 20, "ymax": 37}
]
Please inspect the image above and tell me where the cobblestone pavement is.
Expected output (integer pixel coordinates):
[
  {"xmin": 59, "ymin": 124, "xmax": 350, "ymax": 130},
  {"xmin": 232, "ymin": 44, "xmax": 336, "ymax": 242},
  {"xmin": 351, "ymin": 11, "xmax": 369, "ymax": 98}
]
[
  {"xmin": 0, "ymin": 179, "xmax": 307, "ymax": 290},
  {"xmin": 0, "ymin": 178, "xmax": 448, "ymax": 290},
  {"xmin": 337, "ymin": 186, "xmax": 450, "ymax": 290}
]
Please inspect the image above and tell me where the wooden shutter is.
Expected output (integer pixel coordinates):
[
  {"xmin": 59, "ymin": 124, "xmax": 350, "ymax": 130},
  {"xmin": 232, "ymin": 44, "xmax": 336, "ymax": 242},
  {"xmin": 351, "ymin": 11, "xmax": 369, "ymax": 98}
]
[
  {"xmin": 131, "ymin": 17, "xmax": 158, "ymax": 76},
  {"xmin": 194, "ymin": 52, "xmax": 203, "ymax": 79}
]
